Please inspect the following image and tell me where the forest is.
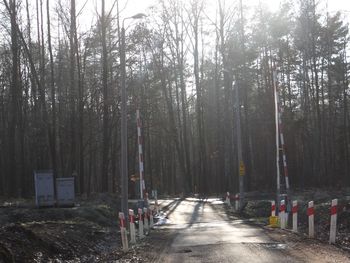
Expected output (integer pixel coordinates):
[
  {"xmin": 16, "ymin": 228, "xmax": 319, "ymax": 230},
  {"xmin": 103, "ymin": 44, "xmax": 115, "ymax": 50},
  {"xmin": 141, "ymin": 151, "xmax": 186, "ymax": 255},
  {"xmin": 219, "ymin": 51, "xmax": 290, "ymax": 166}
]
[{"xmin": 0, "ymin": 0, "xmax": 349, "ymax": 197}]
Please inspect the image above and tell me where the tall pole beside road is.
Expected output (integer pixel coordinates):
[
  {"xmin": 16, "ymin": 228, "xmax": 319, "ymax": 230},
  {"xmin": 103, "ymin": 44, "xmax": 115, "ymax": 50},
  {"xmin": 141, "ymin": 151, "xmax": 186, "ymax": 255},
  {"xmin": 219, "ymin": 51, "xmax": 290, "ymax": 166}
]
[
  {"xmin": 120, "ymin": 13, "xmax": 146, "ymax": 217},
  {"xmin": 234, "ymin": 81, "xmax": 244, "ymax": 210},
  {"xmin": 273, "ymin": 71, "xmax": 280, "ymax": 212},
  {"xmin": 120, "ymin": 24, "xmax": 127, "ymax": 217}
]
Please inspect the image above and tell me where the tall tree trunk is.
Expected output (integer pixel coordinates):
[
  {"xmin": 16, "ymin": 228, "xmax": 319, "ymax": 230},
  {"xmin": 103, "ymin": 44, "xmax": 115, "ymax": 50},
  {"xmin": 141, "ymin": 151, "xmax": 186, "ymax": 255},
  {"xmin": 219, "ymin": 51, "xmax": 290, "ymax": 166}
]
[
  {"xmin": 8, "ymin": 0, "xmax": 19, "ymax": 196},
  {"xmin": 47, "ymin": 0, "xmax": 57, "ymax": 190},
  {"xmin": 101, "ymin": 0, "xmax": 110, "ymax": 192}
]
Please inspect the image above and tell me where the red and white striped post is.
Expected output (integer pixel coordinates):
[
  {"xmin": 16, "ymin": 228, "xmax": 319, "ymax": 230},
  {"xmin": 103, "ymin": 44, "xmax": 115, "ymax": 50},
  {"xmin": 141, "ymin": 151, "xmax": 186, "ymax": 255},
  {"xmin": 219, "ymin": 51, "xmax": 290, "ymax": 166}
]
[
  {"xmin": 138, "ymin": 208, "xmax": 144, "ymax": 239},
  {"xmin": 226, "ymin": 192, "xmax": 230, "ymax": 205},
  {"xmin": 329, "ymin": 199, "xmax": 338, "ymax": 244},
  {"xmin": 274, "ymin": 71, "xmax": 290, "ymax": 192},
  {"xmin": 129, "ymin": 209, "xmax": 136, "ymax": 244},
  {"xmin": 279, "ymin": 200, "xmax": 286, "ymax": 229},
  {"xmin": 119, "ymin": 212, "xmax": 129, "ymax": 251},
  {"xmin": 308, "ymin": 201, "xmax": 315, "ymax": 238},
  {"xmin": 136, "ymin": 109, "xmax": 145, "ymax": 199},
  {"xmin": 235, "ymin": 194, "xmax": 239, "ymax": 211},
  {"xmin": 271, "ymin": 200, "xmax": 276, "ymax": 217},
  {"xmin": 144, "ymin": 207, "xmax": 149, "ymax": 233},
  {"xmin": 292, "ymin": 200, "xmax": 298, "ymax": 232}
]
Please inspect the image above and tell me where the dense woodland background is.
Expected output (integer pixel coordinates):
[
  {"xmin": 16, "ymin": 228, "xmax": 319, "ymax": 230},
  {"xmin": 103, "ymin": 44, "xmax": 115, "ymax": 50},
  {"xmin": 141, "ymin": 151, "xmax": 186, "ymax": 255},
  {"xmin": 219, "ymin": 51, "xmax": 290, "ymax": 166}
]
[{"xmin": 0, "ymin": 0, "xmax": 349, "ymax": 197}]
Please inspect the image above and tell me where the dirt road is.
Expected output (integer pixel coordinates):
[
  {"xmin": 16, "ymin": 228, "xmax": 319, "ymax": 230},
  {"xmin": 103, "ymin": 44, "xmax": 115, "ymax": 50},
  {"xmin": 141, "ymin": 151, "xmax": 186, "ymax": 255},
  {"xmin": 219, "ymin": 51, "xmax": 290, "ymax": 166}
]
[{"xmin": 151, "ymin": 198, "xmax": 350, "ymax": 263}]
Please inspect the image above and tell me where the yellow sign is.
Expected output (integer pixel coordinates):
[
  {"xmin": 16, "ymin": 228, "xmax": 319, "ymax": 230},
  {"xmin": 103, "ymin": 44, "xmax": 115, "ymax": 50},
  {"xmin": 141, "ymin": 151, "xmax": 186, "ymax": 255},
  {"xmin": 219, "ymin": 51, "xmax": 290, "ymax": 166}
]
[
  {"xmin": 269, "ymin": 216, "xmax": 279, "ymax": 227},
  {"xmin": 239, "ymin": 161, "xmax": 245, "ymax": 176}
]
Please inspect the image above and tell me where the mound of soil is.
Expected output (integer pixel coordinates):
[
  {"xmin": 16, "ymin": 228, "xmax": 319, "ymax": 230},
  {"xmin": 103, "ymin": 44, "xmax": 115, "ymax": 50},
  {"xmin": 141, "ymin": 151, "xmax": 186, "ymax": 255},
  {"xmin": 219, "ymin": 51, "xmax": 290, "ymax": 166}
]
[{"xmin": 0, "ymin": 194, "xmax": 124, "ymax": 262}]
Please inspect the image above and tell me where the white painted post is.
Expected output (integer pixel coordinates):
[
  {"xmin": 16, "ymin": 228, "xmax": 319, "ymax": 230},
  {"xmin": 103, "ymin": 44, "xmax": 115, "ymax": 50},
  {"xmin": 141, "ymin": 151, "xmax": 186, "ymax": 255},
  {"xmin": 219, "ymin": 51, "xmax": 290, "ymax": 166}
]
[
  {"xmin": 155, "ymin": 199, "xmax": 159, "ymax": 214},
  {"xmin": 308, "ymin": 201, "xmax": 314, "ymax": 238},
  {"xmin": 138, "ymin": 208, "xmax": 144, "ymax": 239},
  {"xmin": 280, "ymin": 200, "xmax": 286, "ymax": 229},
  {"xmin": 129, "ymin": 209, "xmax": 136, "ymax": 244},
  {"xmin": 144, "ymin": 207, "xmax": 149, "ymax": 234},
  {"xmin": 119, "ymin": 212, "xmax": 129, "ymax": 251},
  {"xmin": 271, "ymin": 200, "xmax": 276, "ymax": 217},
  {"xmin": 292, "ymin": 200, "xmax": 298, "ymax": 232},
  {"xmin": 235, "ymin": 194, "xmax": 239, "ymax": 211},
  {"xmin": 150, "ymin": 207, "xmax": 154, "ymax": 228},
  {"xmin": 329, "ymin": 199, "xmax": 338, "ymax": 244},
  {"xmin": 226, "ymin": 192, "xmax": 230, "ymax": 205}
]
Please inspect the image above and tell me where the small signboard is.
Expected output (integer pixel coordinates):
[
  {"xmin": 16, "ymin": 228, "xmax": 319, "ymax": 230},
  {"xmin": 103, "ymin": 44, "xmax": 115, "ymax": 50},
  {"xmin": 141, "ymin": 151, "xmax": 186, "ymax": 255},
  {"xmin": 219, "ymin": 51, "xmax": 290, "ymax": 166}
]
[
  {"xmin": 239, "ymin": 161, "xmax": 245, "ymax": 176},
  {"xmin": 56, "ymin": 177, "xmax": 75, "ymax": 207},
  {"xmin": 34, "ymin": 170, "xmax": 55, "ymax": 207},
  {"xmin": 269, "ymin": 216, "xmax": 279, "ymax": 228}
]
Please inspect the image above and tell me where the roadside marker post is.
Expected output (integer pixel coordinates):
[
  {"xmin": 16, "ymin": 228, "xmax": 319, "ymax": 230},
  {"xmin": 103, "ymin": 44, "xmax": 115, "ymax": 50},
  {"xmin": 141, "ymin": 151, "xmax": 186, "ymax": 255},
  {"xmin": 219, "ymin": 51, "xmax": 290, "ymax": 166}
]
[
  {"xmin": 138, "ymin": 208, "xmax": 144, "ymax": 239},
  {"xmin": 271, "ymin": 200, "xmax": 276, "ymax": 217},
  {"xmin": 150, "ymin": 207, "xmax": 154, "ymax": 228},
  {"xmin": 279, "ymin": 200, "xmax": 286, "ymax": 229},
  {"xmin": 292, "ymin": 200, "xmax": 298, "ymax": 232},
  {"xmin": 235, "ymin": 194, "xmax": 239, "ymax": 211},
  {"xmin": 308, "ymin": 201, "xmax": 315, "ymax": 238},
  {"xmin": 144, "ymin": 207, "xmax": 149, "ymax": 234},
  {"xmin": 268, "ymin": 200, "xmax": 278, "ymax": 227},
  {"xmin": 129, "ymin": 209, "xmax": 136, "ymax": 244},
  {"xmin": 329, "ymin": 199, "xmax": 338, "ymax": 244},
  {"xmin": 119, "ymin": 212, "xmax": 129, "ymax": 251},
  {"xmin": 155, "ymin": 199, "xmax": 159, "ymax": 214},
  {"xmin": 226, "ymin": 192, "xmax": 230, "ymax": 205}
]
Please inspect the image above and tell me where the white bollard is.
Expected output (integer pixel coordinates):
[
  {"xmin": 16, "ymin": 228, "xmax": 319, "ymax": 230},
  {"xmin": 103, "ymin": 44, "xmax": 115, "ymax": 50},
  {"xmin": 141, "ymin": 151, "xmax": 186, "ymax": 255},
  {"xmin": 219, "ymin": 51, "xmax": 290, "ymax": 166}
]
[
  {"xmin": 292, "ymin": 200, "xmax": 298, "ymax": 232},
  {"xmin": 129, "ymin": 209, "xmax": 136, "ymax": 244},
  {"xmin": 235, "ymin": 194, "xmax": 239, "ymax": 211},
  {"xmin": 155, "ymin": 199, "xmax": 159, "ymax": 214},
  {"xmin": 119, "ymin": 212, "xmax": 129, "ymax": 251},
  {"xmin": 279, "ymin": 200, "xmax": 286, "ymax": 229},
  {"xmin": 225, "ymin": 192, "xmax": 230, "ymax": 205},
  {"xmin": 329, "ymin": 199, "xmax": 338, "ymax": 244},
  {"xmin": 271, "ymin": 200, "xmax": 276, "ymax": 217},
  {"xmin": 144, "ymin": 207, "xmax": 149, "ymax": 233},
  {"xmin": 150, "ymin": 207, "xmax": 154, "ymax": 228},
  {"xmin": 138, "ymin": 208, "xmax": 144, "ymax": 239},
  {"xmin": 308, "ymin": 201, "xmax": 314, "ymax": 238}
]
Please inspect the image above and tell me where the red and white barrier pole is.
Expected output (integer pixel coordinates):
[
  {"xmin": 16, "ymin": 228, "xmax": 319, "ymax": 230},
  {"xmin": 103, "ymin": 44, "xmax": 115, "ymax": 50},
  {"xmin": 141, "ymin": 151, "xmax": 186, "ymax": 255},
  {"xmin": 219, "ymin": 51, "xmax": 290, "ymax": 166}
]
[
  {"xmin": 308, "ymin": 201, "xmax": 314, "ymax": 238},
  {"xmin": 271, "ymin": 200, "xmax": 276, "ymax": 217},
  {"xmin": 143, "ymin": 207, "xmax": 149, "ymax": 233},
  {"xmin": 292, "ymin": 200, "xmax": 298, "ymax": 232},
  {"xmin": 136, "ymin": 109, "xmax": 145, "ymax": 199},
  {"xmin": 235, "ymin": 194, "xmax": 239, "ymax": 211},
  {"xmin": 138, "ymin": 208, "xmax": 144, "ymax": 239},
  {"xmin": 226, "ymin": 192, "xmax": 230, "ymax": 205},
  {"xmin": 129, "ymin": 209, "xmax": 136, "ymax": 244},
  {"xmin": 279, "ymin": 200, "xmax": 286, "ymax": 229},
  {"xmin": 329, "ymin": 199, "xmax": 338, "ymax": 244},
  {"xmin": 119, "ymin": 212, "xmax": 129, "ymax": 251}
]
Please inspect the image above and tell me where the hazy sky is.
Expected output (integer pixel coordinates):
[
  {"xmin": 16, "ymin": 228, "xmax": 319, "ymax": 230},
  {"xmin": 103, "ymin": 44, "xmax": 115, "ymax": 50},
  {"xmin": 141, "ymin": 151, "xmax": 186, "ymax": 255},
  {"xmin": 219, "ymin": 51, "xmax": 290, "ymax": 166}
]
[{"xmin": 76, "ymin": 0, "xmax": 350, "ymax": 31}]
